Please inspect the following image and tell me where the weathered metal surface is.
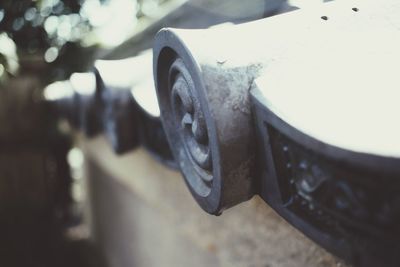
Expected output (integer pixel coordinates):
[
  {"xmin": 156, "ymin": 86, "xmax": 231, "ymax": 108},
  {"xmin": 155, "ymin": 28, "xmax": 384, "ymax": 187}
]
[
  {"xmin": 154, "ymin": 26, "xmax": 259, "ymax": 214},
  {"xmin": 95, "ymin": 51, "xmax": 175, "ymax": 167},
  {"xmin": 37, "ymin": 0, "xmax": 400, "ymax": 265},
  {"xmin": 153, "ymin": 0, "xmax": 400, "ymax": 265},
  {"xmin": 93, "ymin": 67, "xmax": 139, "ymax": 154}
]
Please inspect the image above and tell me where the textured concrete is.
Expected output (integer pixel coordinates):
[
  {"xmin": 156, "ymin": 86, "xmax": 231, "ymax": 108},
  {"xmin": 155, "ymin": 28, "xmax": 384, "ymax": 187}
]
[{"xmin": 84, "ymin": 136, "xmax": 350, "ymax": 267}]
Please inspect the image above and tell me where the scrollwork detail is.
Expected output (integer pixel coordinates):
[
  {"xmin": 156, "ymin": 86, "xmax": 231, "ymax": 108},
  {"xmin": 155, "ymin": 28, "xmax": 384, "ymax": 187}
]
[{"xmin": 169, "ymin": 58, "xmax": 213, "ymax": 185}]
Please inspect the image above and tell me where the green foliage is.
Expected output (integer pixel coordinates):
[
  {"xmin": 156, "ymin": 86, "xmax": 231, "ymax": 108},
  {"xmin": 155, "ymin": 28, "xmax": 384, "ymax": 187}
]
[{"xmin": 0, "ymin": 0, "xmax": 96, "ymax": 85}]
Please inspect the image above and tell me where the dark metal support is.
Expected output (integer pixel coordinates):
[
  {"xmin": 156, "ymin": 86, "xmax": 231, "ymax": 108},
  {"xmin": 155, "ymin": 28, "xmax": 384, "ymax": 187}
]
[
  {"xmin": 154, "ymin": 28, "xmax": 257, "ymax": 214},
  {"xmin": 46, "ymin": 52, "xmax": 176, "ymax": 167},
  {"xmin": 153, "ymin": 1, "xmax": 400, "ymax": 265}
]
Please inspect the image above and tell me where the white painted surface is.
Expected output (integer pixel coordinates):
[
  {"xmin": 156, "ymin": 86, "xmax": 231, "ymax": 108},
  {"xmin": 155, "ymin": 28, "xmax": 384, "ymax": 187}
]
[
  {"xmin": 255, "ymin": 0, "xmax": 400, "ymax": 158},
  {"xmin": 95, "ymin": 50, "xmax": 161, "ymax": 117}
]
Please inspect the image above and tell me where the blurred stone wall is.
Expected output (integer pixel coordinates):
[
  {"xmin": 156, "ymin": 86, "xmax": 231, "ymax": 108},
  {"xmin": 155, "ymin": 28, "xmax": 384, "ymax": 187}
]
[{"xmin": 84, "ymin": 136, "xmax": 350, "ymax": 267}]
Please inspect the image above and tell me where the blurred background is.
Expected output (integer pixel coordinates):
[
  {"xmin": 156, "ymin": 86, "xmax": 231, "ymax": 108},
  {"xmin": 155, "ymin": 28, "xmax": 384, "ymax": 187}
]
[{"xmin": 0, "ymin": 1, "xmax": 346, "ymax": 267}]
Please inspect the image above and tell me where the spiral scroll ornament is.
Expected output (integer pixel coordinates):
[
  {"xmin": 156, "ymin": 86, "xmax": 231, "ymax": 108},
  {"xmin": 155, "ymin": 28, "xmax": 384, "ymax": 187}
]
[
  {"xmin": 169, "ymin": 59, "xmax": 213, "ymax": 186},
  {"xmin": 154, "ymin": 28, "xmax": 257, "ymax": 213}
]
